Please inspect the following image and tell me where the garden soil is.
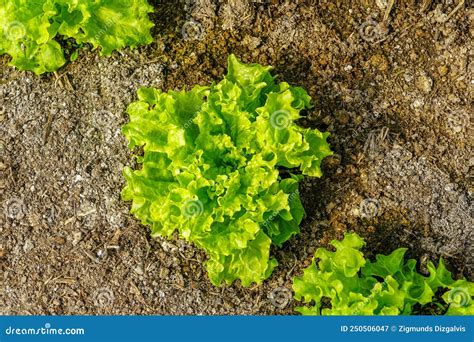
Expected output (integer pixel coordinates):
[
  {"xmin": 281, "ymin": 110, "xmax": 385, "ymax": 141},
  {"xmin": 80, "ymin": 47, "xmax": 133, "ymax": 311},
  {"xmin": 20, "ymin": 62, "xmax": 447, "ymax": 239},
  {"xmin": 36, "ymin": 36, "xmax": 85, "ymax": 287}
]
[{"xmin": 1, "ymin": 0, "xmax": 473, "ymax": 314}]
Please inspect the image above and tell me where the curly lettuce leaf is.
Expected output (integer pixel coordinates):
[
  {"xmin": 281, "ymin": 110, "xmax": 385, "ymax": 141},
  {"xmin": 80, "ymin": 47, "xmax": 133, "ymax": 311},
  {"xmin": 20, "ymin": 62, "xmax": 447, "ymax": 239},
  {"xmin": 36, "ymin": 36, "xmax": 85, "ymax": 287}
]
[
  {"xmin": 122, "ymin": 55, "xmax": 333, "ymax": 286},
  {"xmin": 55, "ymin": 0, "xmax": 154, "ymax": 56},
  {"xmin": 0, "ymin": 0, "xmax": 153, "ymax": 74},
  {"xmin": 428, "ymin": 261, "xmax": 474, "ymax": 315},
  {"xmin": 0, "ymin": 0, "xmax": 64, "ymax": 74},
  {"xmin": 293, "ymin": 232, "xmax": 474, "ymax": 315}
]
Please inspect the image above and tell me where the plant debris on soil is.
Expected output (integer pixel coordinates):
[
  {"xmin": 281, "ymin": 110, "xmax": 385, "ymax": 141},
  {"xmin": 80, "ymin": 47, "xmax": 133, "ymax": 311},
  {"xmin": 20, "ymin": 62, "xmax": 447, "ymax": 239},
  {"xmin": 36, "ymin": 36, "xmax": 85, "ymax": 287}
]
[{"xmin": 1, "ymin": 0, "xmax": 472, "ymax": 315}]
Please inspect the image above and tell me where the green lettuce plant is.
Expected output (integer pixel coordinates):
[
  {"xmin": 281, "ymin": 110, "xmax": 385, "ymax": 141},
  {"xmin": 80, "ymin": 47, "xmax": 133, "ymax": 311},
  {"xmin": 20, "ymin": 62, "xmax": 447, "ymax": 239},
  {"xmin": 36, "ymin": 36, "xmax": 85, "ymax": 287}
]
[
  {"xmin": 121, "ymin": 54, "xmax": 333, "ymax": 286},
  {"xmin": 293, "ymin": 232, "xmax": 474, "ymax": 315},
  {"xmin": 0, "ymin": 0, "xmax": 154, "ymax": 74}
]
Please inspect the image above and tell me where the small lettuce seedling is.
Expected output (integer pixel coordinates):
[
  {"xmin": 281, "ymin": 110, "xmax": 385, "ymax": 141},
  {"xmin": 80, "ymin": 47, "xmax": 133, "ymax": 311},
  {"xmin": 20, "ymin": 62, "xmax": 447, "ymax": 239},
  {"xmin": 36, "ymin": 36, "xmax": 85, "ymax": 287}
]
[
  {"xmin": 0, "ymin": 0, "xmax": 154, "ymax": 74},
  {"xmin": 293, "ymin": 232, "xmax": 474, "ymax": 315},
  {"xmin": 121, "ymin": 55, "xmax": 333, "ymax": 286}
]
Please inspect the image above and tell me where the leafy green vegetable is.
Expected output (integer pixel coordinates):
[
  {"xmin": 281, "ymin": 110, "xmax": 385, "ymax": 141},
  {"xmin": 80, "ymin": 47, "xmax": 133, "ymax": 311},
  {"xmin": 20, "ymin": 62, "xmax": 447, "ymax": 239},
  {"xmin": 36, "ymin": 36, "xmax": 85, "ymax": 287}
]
[
  {"xmin": 293, "ymin": 232, "xmax": 474, "ymax": 315},
  {"xmin": 0, "ymin": 0, "xmax": 154, "ymax": 74},
  {"xmin": 121, "ymin": 54, "xmax": 333, "ymax": 286}
]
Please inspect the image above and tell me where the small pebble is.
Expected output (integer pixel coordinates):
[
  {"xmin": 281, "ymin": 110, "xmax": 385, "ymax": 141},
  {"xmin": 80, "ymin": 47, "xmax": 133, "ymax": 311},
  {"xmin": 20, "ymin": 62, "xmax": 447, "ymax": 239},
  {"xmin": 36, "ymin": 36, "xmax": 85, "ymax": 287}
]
[
  {"xmin": 23, "ymin": 240, "xmax": 34, "ymax": 252},
  {"xmin": 438, "ymin": 65, "xmax": 449, "ymax": 76},
  {"xmin": 72, "ymin": 232, "xmax": 82, "ymax": 246},
  {"xmin": 416, "ymin": 73, "xmax": 433, "ymax": 93}
]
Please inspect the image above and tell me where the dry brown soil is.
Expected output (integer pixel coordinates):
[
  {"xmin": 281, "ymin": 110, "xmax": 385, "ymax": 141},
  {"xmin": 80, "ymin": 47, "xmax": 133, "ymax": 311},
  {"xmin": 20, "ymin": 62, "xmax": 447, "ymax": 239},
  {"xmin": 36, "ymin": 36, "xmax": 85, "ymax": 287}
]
[{"xmin": 1, "ymin": 0, "xmax": 472, "ymax": 314}]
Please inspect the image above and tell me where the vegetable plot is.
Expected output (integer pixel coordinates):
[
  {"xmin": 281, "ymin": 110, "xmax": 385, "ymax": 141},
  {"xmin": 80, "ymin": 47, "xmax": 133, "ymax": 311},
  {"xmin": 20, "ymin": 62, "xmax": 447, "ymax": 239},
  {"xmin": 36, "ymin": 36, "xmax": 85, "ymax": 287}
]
[
  {"xmin": 293, "ymin": 233, "xmax": 474, "ymax": 315},
  {"xmin": 0, "ymin": 0, "xmax": 154, "ymax": 74},
  {"xmin": 121, "ymin": 54, "xmax": 333, "ymax": 286}
]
